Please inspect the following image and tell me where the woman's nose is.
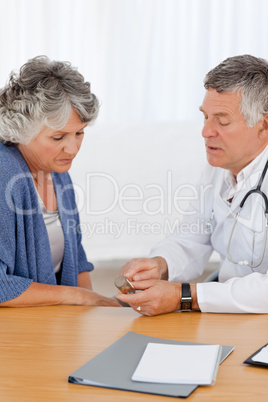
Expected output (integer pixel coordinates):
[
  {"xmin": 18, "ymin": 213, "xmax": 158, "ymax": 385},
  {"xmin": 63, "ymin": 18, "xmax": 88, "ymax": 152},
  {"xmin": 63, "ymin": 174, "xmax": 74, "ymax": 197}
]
[{"xmin": 63, "ymin": 137, "xmax": 79, "ymax": 155}]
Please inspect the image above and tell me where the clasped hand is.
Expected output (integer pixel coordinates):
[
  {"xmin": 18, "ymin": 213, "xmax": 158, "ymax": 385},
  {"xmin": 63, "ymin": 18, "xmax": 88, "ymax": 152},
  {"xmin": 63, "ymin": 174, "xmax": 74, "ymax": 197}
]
[{"xmin": 116, "ymin": 257, "xmax": 181, "ymax": 316}]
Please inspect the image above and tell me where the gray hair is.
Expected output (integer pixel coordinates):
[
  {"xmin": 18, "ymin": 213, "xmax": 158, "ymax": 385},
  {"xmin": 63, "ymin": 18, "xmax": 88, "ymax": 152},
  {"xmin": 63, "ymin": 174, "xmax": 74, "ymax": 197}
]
[
  {"xmin": 204, "ymin": 54, "xmax": 268, "ymax": 127},
  {"xmin": 0, "ymin": 55, "xmax": 99, "ymax": 144}
]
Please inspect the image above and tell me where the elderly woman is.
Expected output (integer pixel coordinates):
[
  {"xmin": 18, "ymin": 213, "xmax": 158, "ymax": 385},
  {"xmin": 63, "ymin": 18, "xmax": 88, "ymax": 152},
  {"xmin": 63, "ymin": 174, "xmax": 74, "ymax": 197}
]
[{"xmin": 0, "ymin": 56, "xmax": 119, "ymax": 307}]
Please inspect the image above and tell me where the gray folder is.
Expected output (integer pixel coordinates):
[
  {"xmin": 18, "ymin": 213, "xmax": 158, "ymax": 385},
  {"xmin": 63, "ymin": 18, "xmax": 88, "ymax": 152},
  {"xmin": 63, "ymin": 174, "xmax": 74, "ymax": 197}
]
[{"xmin": 68, "ymin": 331, "xmax": 234, "ymax": 398}]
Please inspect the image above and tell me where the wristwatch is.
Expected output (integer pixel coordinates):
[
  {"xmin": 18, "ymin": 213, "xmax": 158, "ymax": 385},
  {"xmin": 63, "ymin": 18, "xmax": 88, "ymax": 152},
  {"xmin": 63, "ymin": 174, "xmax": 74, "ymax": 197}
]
[{"xmin": 181, "ymin": 283, "xmax": 192, "ymax": 311}]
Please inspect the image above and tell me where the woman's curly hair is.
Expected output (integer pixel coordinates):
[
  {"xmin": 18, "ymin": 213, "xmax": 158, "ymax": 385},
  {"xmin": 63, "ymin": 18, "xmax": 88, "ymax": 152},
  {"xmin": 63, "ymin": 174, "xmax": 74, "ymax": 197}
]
[{"xmin": 0, "ymin": 55, "xmax": 99, "ymax": 144}]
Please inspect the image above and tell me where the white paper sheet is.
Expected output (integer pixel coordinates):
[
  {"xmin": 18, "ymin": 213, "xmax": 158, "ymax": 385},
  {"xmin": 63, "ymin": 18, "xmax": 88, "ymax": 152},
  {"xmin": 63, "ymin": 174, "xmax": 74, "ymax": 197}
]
[{"xmin": 132, "ymin": 342, "xmax": 222, "ymax": 385}]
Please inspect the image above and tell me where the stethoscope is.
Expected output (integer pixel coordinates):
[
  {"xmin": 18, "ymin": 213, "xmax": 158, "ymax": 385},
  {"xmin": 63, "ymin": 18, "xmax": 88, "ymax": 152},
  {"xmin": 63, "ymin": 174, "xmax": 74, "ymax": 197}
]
[{"xmin": 226, "ymin": 159, "xmax": 268, "ymax": 269}]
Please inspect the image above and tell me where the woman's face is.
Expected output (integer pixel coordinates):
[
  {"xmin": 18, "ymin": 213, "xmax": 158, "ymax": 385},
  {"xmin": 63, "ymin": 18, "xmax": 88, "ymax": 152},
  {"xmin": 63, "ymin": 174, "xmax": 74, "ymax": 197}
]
[{"xmin": 18, "ymin": 109, "xmax": 87, "ymax": 174}]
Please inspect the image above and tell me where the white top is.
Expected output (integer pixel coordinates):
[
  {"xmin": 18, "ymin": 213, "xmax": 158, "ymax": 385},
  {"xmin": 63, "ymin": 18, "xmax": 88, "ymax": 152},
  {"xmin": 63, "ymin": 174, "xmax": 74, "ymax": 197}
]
[
  {"xmin": 150, "ymin": 146, "xmax": 268, "ymax": 313},
  {"xmin": 35, "ymin": 189, "xmax": 65, "ymax": 274}
]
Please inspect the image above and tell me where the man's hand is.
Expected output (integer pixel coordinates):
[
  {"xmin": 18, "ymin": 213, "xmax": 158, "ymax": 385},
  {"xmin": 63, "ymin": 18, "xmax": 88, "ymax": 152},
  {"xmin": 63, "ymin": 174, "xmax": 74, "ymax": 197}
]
[
  {"xmin": 120, "ymin": 257, "xmax": 168, "ymax": 282},
  {"xmin": 116, "ymin": 279, "xmax": 181, "ymax": 316}
]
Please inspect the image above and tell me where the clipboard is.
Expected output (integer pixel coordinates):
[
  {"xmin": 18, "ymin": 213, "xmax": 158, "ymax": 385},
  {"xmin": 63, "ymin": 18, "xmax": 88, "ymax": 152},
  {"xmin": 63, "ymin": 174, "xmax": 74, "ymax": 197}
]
[
  {"xmin": 68, "ymin": 331, "xmax": 234, "ymax": 398},
  {"xmin": 244, "ymin": 343, "xmax": 268, "ymax": 368}
]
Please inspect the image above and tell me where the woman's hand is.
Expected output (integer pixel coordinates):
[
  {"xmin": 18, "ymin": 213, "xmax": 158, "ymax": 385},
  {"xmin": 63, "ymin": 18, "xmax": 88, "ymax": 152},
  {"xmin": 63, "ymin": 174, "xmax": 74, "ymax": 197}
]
[
  {"xmin": 0, "ymin": 282, "xmax": 121, "ymax": 308},
  {"xmin": 83, "ymin": 291, "xmax": 121, "ymax": 307}
]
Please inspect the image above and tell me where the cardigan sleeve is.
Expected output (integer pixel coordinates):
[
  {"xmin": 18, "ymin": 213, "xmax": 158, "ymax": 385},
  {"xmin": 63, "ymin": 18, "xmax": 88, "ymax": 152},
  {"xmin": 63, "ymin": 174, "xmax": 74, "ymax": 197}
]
[
  {"xmin": 0, "ymin": 260, "xmax": 33, "ymax": 303},
  {"xmin": 0, "ymin": 154, "xmax": 34, "ymax": 302},
  {"xmin": 77, "ymin": 244, "xmax": 94, "ymax": 273},
  {"xmin": 74, "ymin": 195, "xmax": 94, "ymax": 273},
  {"xmin": 0, "ymin": 206, "xmax": 33, "ymax": 302}
]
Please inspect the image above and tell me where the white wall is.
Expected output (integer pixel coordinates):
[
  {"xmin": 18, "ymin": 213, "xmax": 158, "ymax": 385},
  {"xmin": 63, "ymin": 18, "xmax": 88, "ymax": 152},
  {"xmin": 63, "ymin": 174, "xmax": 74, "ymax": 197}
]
[{"xmin": 70, "ymin": 120, "xmax": 205, "ymax": 261}]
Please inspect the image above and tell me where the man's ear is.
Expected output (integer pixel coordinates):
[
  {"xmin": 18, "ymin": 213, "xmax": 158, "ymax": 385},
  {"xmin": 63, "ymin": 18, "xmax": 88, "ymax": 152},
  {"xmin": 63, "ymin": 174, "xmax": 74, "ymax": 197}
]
[{"xmin": 258, "ymin": 114, "xmax": 268, "ymax": 137}]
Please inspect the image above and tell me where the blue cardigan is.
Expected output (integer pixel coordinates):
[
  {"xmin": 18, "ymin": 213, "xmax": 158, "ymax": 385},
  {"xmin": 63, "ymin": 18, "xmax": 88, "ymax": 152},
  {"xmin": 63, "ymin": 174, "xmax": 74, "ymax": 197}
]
[{"xmin": 0, "ymin": 143, "xmax": 93, "ymax": 303}]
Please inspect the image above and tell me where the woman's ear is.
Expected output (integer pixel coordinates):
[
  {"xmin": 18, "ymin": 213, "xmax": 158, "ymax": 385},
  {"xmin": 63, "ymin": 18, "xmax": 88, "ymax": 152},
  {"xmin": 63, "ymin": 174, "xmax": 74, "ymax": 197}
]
[{"xmin": 263, "ymin": 114, "xmax": 268, "ymax": 129}]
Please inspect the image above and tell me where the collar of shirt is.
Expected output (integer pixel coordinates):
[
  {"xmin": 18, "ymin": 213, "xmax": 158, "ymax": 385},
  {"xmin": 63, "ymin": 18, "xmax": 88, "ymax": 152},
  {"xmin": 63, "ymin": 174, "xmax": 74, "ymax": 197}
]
[{"xmin": 222, "ymin": 146, "xmax": 268, "ymax": 203}]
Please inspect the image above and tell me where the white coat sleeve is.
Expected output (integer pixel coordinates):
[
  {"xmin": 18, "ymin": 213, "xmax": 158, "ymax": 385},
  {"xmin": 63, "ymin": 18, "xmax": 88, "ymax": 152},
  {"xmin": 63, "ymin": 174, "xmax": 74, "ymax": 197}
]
[
  {"xmin": 150, "ymin": 231, "xmax": 213, "ymax": 282},
  {"xmin": 197, "ymin": 272, "xmax": 268, "ymax": 313}
]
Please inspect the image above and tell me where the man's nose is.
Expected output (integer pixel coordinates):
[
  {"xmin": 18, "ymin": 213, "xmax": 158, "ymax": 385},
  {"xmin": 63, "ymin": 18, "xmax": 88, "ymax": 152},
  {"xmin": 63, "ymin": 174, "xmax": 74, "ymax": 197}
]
[{"xmin": 202, "ymin": 120, "xmax": 218, "ymax": 138}]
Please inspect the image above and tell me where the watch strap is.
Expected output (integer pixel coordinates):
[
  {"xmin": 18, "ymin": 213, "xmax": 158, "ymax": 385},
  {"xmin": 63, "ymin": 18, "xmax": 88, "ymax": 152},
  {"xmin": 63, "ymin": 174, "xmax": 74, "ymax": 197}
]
[{"xmin": 181, "ymin": 283, "xmax": 192, "ymax": 311}]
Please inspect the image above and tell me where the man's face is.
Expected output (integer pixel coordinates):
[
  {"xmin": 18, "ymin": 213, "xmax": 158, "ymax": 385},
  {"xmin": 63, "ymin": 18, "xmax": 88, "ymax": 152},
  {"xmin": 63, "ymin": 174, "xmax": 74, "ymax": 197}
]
[{"xmin": 200, "ymin": 88, "xmax": 268, "ymax": 176}]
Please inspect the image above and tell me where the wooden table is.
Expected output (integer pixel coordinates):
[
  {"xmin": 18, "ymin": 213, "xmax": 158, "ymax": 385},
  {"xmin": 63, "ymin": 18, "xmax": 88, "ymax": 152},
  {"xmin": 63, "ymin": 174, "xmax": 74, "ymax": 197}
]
[{"xmin": 0, "ymin": 306, "xmax": 267, "ymax": 401}]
